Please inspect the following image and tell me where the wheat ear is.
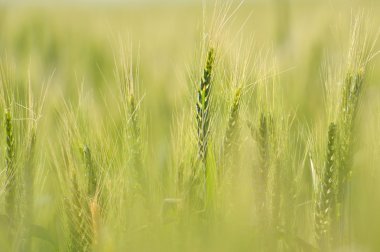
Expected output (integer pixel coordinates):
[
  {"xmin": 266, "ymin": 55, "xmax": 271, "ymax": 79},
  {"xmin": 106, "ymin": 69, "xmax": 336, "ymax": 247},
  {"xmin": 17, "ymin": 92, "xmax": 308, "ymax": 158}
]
[
  {"xmin": 196, "ymin": 48, "xmax": 215, "ymax": 163},
  {"xmin": 4, "ymin": 109, "xmax": 16, "ymax": 225},
  {"xmin": 315, "ymin": 122, "xmax": 337, "ymax": 250}
]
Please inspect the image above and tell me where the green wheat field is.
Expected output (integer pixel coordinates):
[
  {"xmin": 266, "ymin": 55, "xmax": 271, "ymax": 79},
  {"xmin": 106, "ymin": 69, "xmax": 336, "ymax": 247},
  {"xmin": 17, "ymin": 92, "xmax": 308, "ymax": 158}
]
[{"xmin": 0, "ymin": 0, "xmax": 380, "ymax": 251}]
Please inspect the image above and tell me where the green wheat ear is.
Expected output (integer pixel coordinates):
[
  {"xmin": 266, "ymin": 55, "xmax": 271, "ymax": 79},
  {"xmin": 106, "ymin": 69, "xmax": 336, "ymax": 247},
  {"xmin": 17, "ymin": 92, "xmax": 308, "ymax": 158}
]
[
  {"xmin": 196, "ymin": 47, "xmax": 215, "ymax": 164},
  {"xmin": 4, "ymin": 109, "xmax": 16, "ymax": 224},
  {"xmin": 223, "ymin": 86, "xmax": 242, "ymax": 157},
  {"xmin": 83, "ymin": 145, "xmax": 97, "ymax": 198},
  {"xmin": 315, "ymin": 122, "xmax": 337, "ymax": 250},
  {"xmin": 118, "ymin": 45, "xmax": 144, "ymax": 190},
  {"xmin": 337, "ymin": 68, "xmax": 365, "ymax": 185}
]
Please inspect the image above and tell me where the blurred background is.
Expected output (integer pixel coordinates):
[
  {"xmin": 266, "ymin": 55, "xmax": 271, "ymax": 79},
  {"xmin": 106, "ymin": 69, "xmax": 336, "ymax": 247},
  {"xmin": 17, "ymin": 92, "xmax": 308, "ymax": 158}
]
[
  {"xmin": 0, "ymin": 0, "xmax": 379, "ymax": 114},
  {"xmin": 0, "ymin": 0, "xmax": 379, "ymax": 139}
]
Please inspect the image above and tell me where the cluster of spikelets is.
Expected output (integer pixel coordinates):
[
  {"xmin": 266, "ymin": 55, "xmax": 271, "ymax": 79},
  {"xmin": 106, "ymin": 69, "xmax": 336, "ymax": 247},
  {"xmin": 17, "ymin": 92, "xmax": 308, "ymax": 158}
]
[
  {"xmin": 0, "ymin": 6, "xmax": 378, "ymax": 252},
  {"xmin": 312, "ymin": 16, "xmax": 377, "ymax": 251}
]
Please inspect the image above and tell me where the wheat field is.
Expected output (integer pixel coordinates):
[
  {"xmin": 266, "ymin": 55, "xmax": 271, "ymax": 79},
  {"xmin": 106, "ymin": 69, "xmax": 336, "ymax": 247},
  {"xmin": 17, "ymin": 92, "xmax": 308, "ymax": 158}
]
[{"xmin": 0, "ymin": 0, "xmax": 380, "ymax": 251}]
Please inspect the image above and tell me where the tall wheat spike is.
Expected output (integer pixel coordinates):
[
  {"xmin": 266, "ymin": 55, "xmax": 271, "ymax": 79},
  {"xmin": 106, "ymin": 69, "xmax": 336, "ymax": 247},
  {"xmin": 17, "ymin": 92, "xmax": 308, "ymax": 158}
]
[
  {"xmin": 257, "ymin": 112, "xmax": 270, "ymax": 189},
  {"xmin": 315, "ymin": 122, "xmax": 337, "ymax": 250},
  {"xmin": 118, "ymin": 45, "xmax": 144, "ymax": 189},
  {"xmin": 58, "ymin": 106, "xmax": 95, "ymax": 252},
  {"xmin": 336, "ymin": 68, "xmax": 365, "ymax": 202},
  {"xmin": 333, "ymin": 17, "xmax": 375, "ymax": 245},
  {"xmin": 196, "ymin": 48, "xmax": 215, "ymax": 163},
  {"xmin": 4, "ymin": 109, "xmax": 16, "ymax": 225},
  {"xmin": 223, "ymin": 86, "xmax": 242, "ymax": 157}
]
